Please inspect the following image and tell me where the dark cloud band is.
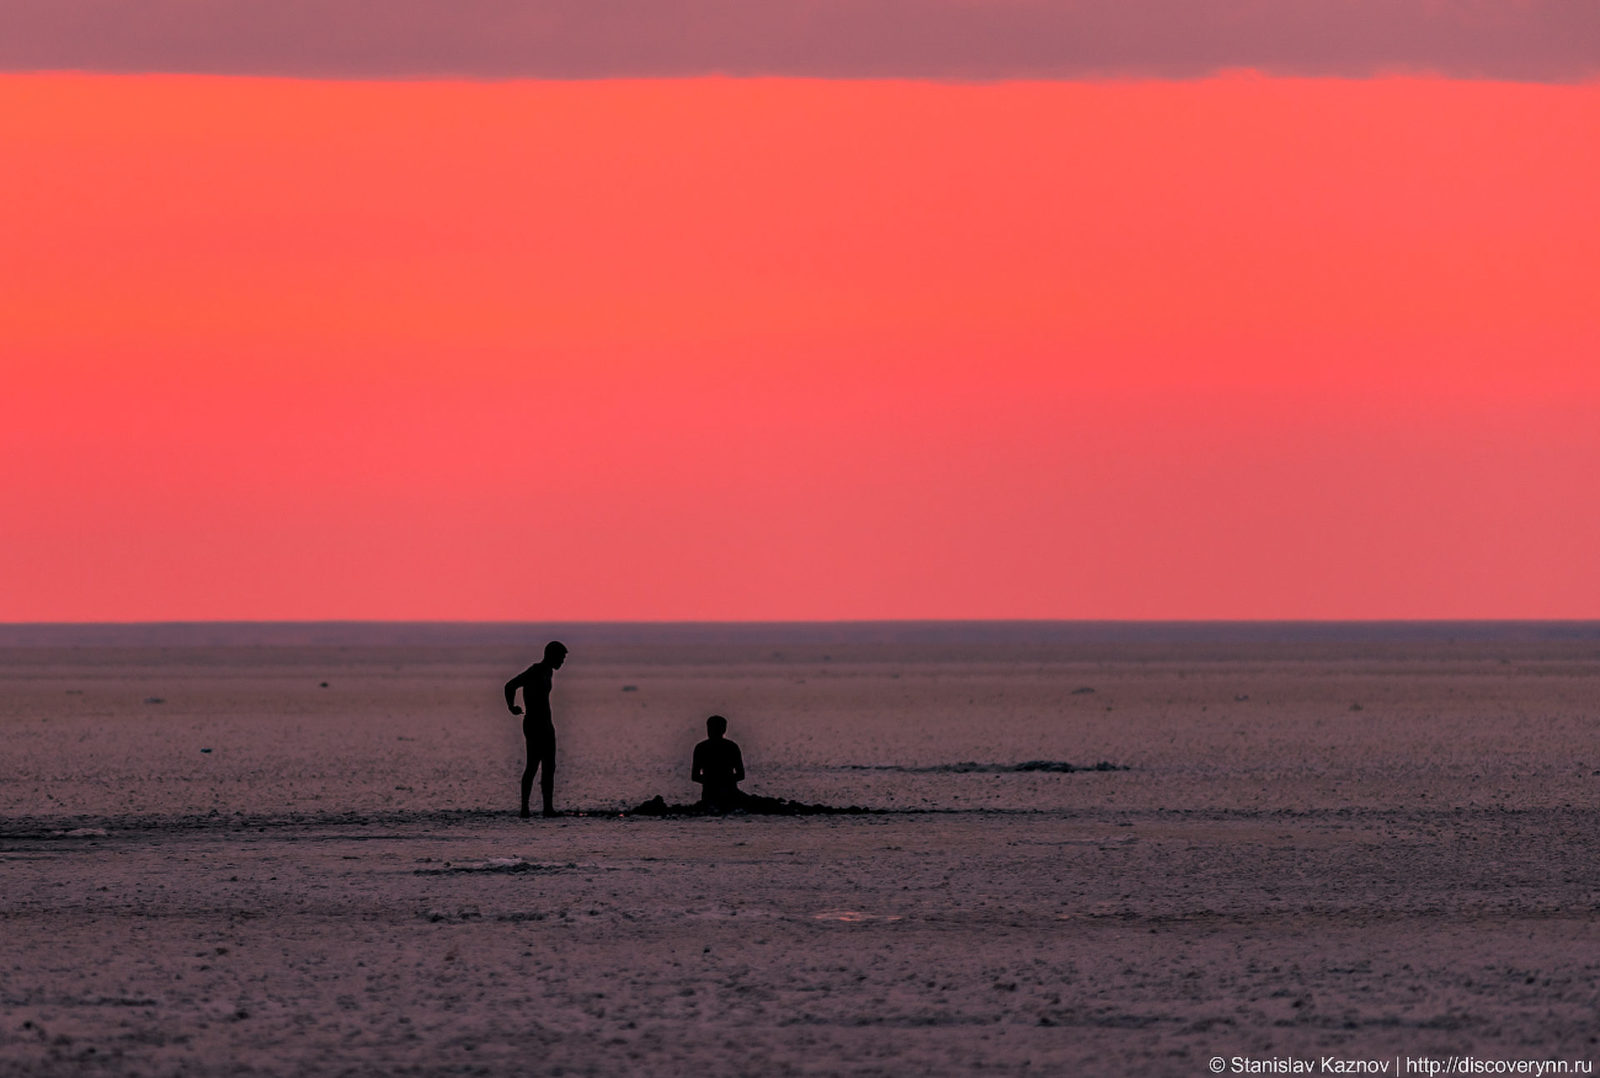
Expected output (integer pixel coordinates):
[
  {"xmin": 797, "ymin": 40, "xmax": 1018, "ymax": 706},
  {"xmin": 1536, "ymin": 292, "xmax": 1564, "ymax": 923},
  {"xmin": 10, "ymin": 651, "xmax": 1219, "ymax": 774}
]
[{"xmin": 5, "ymin": 0, "xmax": 1597, "ymax": 81}]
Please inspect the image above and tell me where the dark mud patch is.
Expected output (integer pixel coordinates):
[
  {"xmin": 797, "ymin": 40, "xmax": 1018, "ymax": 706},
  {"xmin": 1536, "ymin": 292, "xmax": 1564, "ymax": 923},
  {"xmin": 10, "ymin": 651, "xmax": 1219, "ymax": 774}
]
[
  {"xmin": 414, "ymin": 858, "xmax": 576, "ymax": 876},
  {"xmin": 625, "ymin": 795, "xmax": 879, "ymax": 818},
  {"xmin": 840, "ymin": 760, "xmax": 1129, "ymax": 774}
]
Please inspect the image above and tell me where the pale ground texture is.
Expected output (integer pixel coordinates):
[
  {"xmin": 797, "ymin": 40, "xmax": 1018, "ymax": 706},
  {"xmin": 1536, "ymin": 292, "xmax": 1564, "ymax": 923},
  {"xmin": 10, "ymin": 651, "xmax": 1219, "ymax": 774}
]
[{"xmin": 2, "ymin": 623, "xmax": 1598, "ymax": 1077}]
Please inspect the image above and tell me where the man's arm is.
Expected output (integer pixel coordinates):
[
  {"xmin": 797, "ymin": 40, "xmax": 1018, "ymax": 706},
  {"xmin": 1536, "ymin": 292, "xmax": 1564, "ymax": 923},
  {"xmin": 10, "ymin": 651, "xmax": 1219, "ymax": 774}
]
[
  {"xmin": 731, "ymin": 744, "xmax": 745, "ymax": 783},
  {"xmin": 691, "ymin": 742, "xmax": 706, "ymax": 784},
  {"xmin": 504, "ymin": 668, "xmax": 529, "ymax": 714}
]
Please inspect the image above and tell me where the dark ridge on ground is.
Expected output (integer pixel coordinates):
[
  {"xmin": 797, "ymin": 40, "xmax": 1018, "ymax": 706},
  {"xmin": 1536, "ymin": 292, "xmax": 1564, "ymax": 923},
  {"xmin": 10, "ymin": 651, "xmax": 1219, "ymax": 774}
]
[
  {"xmin": 0, "ymin": 802, "xmax": 896, "ymax": 840},
  {"xmin": 840, "ymin": 760, "xmax": 1130, "ymax": 774},
  {"xmin": 0, "ymin": 806, "xmax": 512, "ymax": 842},
  {"xmin": 7, "ymin": 804, "xmax": 1599, "ymax": 847}
]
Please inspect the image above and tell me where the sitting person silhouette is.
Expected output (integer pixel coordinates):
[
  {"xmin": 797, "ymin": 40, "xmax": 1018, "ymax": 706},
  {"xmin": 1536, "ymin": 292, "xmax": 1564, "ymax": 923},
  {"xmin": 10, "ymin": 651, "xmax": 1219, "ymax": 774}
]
[
  {"xmin": 628, "ymin": 715, "xmax": 860, "ymax": 816},
  {"xmin": 691, "ymin": 715, "xmax": 745, "ymax": 811}
]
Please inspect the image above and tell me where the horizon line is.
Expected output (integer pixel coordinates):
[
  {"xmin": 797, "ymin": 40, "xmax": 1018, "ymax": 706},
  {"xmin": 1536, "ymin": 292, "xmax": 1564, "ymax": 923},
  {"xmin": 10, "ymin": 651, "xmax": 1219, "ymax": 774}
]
[
  {"xmin": 9, "ymin": 69, "xmax": 1600, "ymax": 87},
  {"xmin": 6, "ymin": 618, "xmax": 1600, "ymax": 627}
]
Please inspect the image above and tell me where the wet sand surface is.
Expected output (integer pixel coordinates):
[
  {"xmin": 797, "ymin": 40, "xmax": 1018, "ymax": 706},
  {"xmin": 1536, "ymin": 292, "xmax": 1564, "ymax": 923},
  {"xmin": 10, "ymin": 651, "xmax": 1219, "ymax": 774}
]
[{"xmin": 3, "ymin": 624, "xmax": 1599, "ymax": 1075}]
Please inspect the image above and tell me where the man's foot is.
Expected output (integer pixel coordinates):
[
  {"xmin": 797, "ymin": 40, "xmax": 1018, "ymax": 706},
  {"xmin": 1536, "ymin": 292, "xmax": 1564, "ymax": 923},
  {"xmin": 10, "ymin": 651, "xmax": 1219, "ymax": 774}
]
[
  {"xmin": 519, "ymin": 807, "xmax": 531, "ymax": 819},
  {"xmin": 542, "ymin": 808, "xmax": 559, "ymax": 818}
]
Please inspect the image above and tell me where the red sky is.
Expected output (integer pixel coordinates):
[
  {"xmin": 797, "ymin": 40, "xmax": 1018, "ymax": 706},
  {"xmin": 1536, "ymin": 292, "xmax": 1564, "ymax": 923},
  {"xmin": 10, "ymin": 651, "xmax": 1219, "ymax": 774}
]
[{"xmin": 3, "ymin": 74, "xmax": 1598, "ymax": 620}]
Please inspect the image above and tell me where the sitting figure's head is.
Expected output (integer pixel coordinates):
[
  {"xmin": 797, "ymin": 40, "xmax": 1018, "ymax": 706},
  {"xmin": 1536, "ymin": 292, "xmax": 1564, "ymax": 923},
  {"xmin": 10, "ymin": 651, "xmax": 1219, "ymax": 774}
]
[
  {"xmin": 706, "ymin": 714, "xmax": 728, "ymax": 738},
  {"xmin": 544, "ymin": 640, "xmax": 568, "ymax": 668}
]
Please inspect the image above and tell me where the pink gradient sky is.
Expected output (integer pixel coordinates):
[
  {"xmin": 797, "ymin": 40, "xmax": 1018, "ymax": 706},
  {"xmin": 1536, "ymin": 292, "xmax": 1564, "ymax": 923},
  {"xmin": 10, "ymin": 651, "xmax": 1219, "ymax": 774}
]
[{"xmin": 3, "ymin": 74, "xmax": 1598, "ymax": 620}]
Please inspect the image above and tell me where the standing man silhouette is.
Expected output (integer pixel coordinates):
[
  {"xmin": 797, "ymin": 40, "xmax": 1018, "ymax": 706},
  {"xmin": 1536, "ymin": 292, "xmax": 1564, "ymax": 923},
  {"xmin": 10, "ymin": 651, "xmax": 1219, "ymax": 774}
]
[{"xmin": 505, "ymin": 641, "xmax": 567, "ymax": 818}]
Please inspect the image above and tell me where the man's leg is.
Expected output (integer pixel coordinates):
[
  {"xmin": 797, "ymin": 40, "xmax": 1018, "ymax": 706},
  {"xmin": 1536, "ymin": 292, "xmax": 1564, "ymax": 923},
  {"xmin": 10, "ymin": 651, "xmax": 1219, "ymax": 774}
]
[
  {"xmin": 540, "ymin": 732, "xmax": 557, "ymax": 816},
  {"xmin": 520, "ymin": 737, "xmax": 537, "ymax": 819}
]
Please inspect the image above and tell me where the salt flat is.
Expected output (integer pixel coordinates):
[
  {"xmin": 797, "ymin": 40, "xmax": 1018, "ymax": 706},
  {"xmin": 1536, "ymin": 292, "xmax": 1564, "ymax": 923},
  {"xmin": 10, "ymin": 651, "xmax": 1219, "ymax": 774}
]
[{"xmin": 2, "ymin": 624, "xmax": 1598, "ymax": 1076}]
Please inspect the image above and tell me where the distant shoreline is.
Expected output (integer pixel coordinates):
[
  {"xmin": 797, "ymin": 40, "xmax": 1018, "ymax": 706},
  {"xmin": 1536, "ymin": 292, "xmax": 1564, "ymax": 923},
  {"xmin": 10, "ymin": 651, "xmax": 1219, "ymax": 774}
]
[{"xmin": 2, "ymin": 619, "xmax": 1599, "ymax": 650}]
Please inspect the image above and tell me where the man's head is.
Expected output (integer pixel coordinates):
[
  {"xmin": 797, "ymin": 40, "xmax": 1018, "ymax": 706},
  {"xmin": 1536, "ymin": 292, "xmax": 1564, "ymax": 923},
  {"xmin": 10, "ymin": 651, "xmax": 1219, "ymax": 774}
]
[
  {"xmin": 706, "ymin": 714, "xmax": 728, "ymax": 738},
  {"xmin": 544, "ymin": 640, "xmax": 568, "ymax": 669}
]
